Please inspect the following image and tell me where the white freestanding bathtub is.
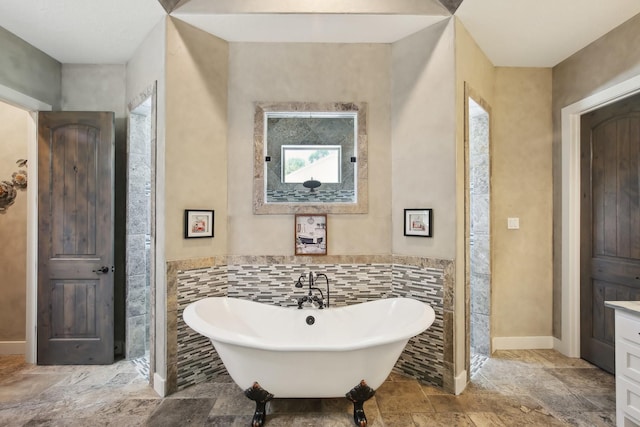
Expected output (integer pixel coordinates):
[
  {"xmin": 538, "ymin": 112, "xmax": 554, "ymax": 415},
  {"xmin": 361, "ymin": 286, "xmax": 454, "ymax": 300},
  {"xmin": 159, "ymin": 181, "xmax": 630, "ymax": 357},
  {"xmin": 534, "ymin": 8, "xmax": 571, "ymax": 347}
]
[{"xmin": 183, "ymin": 296, "xmax": 435, "ymax": 426}]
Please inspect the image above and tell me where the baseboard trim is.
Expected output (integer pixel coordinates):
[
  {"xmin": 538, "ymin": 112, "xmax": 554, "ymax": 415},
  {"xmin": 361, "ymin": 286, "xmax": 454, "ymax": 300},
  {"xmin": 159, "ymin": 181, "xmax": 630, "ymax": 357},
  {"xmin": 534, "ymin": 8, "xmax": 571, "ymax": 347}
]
[
  {"xmin": 454, "ymin": 369, "xmax": 467, "ymax": 395},
  {"xmin": 492, "ymin": 336, "xmax": 554, "ymax": 350},
  {"xmin": 0, "ymin": 341, "xmax": 26, "ymax": 355},
  {"xmin": 553, "ymin": 336, "xmax": 581, "ymax": 358},
  {"xmin": 153, "ymin": 372, "xmax": 166, "ymax": 397}
]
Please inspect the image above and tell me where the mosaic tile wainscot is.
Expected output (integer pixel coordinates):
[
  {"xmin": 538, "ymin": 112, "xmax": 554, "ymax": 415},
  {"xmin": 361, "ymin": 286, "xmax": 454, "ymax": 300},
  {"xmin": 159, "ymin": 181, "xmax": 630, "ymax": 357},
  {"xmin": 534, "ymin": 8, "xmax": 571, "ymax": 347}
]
[{"xmin": 167, "ymin": 255, "xmax": 454, "ymax": 394}]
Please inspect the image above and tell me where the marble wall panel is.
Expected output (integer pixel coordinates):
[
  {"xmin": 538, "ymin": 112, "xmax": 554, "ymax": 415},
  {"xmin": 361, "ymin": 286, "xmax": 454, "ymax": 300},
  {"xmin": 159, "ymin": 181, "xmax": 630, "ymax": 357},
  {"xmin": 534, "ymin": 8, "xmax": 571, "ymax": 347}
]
[
  {"xmin": 469, "ymin": 107, "xmax": 491, "ymax": 358},
  {"xmin": 125, "ymin": 111, "xmax": 152, "ymax": 360},
  {"xmin": 471, "ymin": 313, "xmax": 490, "ymax": 355}
]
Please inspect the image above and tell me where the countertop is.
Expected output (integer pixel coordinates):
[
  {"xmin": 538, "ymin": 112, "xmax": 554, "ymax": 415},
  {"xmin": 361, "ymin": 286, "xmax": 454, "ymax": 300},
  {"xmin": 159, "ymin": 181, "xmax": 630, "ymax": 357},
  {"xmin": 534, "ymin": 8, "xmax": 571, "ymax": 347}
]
[{"xmin": 605, "ymin": 300, "xmax": 640, "ymax": 316}]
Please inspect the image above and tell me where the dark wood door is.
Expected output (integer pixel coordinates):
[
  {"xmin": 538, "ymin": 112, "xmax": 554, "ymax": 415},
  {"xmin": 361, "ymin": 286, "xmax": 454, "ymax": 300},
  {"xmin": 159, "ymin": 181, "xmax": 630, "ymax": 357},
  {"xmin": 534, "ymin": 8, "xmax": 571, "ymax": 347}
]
[
  {"xmin": 580, "ymin": 92, "xmax": 640, "ymax": 373},
  {"xmin": 37, "ymin": 111, "xmax": 115, "ymax": 365}
]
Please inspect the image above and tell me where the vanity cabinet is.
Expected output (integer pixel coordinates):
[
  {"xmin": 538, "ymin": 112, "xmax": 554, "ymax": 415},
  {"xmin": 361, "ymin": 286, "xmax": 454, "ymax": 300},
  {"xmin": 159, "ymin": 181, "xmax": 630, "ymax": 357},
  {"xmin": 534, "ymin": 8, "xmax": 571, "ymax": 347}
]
[{"xmin": 607, "ymin": 301, "xmax": 640, "ymax": 427}]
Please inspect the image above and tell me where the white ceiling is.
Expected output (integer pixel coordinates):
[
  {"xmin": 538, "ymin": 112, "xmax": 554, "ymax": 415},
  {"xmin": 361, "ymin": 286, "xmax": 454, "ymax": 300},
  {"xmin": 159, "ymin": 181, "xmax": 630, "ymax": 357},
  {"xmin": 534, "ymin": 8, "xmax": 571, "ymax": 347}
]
[
  {"xmin": 455, "ymin": 0, "xmax": 640, "ymax": 67},
  {"xmin": 0, "ymin": 0, "xmax": 166, "ymax": 64},
  {"xmin": 0, "ymin": 0, "xmax": 638, "ymax": 67}
]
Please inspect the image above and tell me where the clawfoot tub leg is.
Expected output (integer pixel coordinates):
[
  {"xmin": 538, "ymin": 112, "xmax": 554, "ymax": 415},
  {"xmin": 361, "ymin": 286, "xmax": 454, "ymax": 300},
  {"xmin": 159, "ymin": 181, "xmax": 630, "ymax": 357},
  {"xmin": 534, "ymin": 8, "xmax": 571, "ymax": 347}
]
[
  {"xmin": 345, "ymin": 380, "xmax": 376, "ymax": 427},
  {"xmin": 244, "ymin": 382, "xmax": 274, "ymax": 427}
]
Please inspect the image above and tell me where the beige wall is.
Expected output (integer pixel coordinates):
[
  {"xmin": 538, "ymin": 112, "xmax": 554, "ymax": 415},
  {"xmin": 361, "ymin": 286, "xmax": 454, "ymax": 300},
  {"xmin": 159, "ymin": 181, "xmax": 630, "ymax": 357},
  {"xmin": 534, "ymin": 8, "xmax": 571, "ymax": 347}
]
[
  {"xmin": 0, "ymin": 101, "xmax": 28, "ymax": 342},
  {"xmin": 455, "ymin": 19, "xmax": 553, "ymax": 382},
  {"xmin": 553, "ymin": 13, "xmax": 640, "ymax": 110},
  {"xmin": 454, "ymin": 18, "xmax": 495, "ymax": 377},
  {"xmin": 551, "ymin": 12, "xmax": 640, "ymax": 339},
  {"xmin": 125, "ymin": 17, "xmax": 167, "ymax": 385},
  {"xmin": 391, "ymin": 19, "xmax": 457, "ymax": 260},
  {"xmin": 126, "ymin": 18, "xmax": 166, "ymax": 107},
  {"xmin": 158, "ymin": 13, "xmax": 560, "ymax": 388},
  {"xmin": 227, "ymin": 42, "xmax": 391, "ymax": 256},
  {"xmin": 165, "ymin": 18, "xmax": 228, "ymax": 261},
  {"xmin": 492, "ymin": 67, "xmax": 553, "ymax": 338}
]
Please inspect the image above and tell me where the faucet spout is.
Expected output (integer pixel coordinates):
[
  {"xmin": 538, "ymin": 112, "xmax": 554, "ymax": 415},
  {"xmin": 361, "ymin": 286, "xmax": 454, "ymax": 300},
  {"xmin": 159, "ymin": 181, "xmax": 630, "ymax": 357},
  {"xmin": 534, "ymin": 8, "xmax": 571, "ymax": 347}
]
[{"xmin": 315, "ymin": 273, "xmax": 330, "ymax": 308}]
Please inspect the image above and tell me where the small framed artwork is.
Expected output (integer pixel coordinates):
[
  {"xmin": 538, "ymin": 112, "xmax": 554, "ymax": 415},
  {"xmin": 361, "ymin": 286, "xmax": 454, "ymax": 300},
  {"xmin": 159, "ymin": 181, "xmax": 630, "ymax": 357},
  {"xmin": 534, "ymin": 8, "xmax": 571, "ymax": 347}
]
[
  {"xmin": 295, "ymin": 214, "xmax": 327, "ymax": 256},
  {"xmin": 184, "ymin": 209, "xmax": 214, "ymax": 238},
  {"xmin": 404, "ymin": 208, "xmax": 433, "ymax": 237}
]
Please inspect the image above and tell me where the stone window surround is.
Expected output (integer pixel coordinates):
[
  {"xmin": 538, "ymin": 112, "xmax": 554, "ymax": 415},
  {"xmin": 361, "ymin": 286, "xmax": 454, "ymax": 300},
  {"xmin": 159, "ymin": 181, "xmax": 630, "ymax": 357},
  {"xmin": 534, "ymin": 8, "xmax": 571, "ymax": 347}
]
[{"xmin": 253, "ymin": 102, "xmax": 369, "ymax": 214}]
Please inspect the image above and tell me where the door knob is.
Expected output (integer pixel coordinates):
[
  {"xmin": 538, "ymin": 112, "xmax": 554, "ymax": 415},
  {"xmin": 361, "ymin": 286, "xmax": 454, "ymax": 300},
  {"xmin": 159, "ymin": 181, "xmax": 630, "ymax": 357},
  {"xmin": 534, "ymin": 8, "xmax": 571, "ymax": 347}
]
[{"xmin": 92, "ymin": 266, "xmax": 109, "ymax": 274}]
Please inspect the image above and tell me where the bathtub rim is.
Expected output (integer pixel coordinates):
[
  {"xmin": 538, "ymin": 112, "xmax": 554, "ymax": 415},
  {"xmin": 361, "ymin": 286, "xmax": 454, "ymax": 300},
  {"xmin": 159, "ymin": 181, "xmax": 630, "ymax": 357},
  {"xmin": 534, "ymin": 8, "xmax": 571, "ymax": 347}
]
[{"xmin": 182, "ymin": 296, "xmax": 435, "ymax": 353}]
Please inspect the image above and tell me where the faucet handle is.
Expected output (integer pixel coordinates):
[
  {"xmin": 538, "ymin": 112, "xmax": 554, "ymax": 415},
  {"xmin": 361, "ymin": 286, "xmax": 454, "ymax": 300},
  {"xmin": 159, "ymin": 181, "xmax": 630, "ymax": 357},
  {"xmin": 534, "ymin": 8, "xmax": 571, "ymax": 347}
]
[
  {"xmin": 295, "ymin": 296, "xmax": 309, "ymax": 309},
  {"xmin": 311, "ymin": 295, "xmax": 324, "ymax": 309}
]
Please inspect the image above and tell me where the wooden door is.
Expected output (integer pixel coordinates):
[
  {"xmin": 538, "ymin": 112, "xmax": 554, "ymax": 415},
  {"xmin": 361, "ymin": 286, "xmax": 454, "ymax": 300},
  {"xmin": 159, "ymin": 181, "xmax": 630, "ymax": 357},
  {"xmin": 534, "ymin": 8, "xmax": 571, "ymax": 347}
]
[
  {"xmin": 580, "ymin": 92, "xmax": 640, "ymax": 373},
  {"xmin": 37, "ymin": 111, "xmax": 115, "ymax": 365}
]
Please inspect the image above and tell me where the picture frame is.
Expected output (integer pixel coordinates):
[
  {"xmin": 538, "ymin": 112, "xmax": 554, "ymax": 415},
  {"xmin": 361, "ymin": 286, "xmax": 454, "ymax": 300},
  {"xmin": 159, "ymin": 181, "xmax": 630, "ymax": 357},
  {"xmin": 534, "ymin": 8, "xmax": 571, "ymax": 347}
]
[
  {"xmin": 184, "ymin": 209, "xmax": 214, "ymax": 238},
  {"xmin": 404, "ymin": 208, "xmax": 433, "ymax": 237},
  {"xmin": 295, "ymin": 214, "xmax": 327, "ymax": 255}
]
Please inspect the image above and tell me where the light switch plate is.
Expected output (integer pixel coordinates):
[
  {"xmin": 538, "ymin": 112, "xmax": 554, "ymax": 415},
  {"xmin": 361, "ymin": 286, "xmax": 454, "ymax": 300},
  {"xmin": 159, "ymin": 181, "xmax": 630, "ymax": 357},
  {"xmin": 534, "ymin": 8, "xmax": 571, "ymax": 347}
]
[{"xmin": 507, "ymin": 217, "xmax": 520, "ymax": 229}]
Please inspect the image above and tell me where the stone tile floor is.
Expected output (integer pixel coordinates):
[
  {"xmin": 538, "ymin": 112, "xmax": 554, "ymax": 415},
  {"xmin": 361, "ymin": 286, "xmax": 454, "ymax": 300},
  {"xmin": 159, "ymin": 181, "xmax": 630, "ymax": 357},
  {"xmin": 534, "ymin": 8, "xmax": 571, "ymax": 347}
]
[{"xmin": 0, "ymin": 349, "xmax": 615, "ymax": 426}]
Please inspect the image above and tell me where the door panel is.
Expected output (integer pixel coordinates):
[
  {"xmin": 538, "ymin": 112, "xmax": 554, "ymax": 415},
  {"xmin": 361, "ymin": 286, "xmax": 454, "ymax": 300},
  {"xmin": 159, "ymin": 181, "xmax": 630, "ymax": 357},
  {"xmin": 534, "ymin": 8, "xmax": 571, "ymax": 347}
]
[
  {"xmin": 580, "ymin": 92, "xmax": 640, "ymax": 373},
  {"xmin": 51, "ymin": 281, "xmax": 97, "ymax": 338},
  {"xmin": 38, "ymin": 111, "xmax": 114, "ymax": 365}
]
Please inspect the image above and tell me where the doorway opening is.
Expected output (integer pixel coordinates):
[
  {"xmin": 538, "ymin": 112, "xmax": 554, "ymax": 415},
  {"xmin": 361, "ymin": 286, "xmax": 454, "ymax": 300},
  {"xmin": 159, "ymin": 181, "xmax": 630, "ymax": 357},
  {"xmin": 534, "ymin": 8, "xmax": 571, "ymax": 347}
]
[
  {"xmin": 126, "ymin": 87, "xmax": 157, "ymax": 382},
  {"xmin": 0, "ymin": 101, "xmax": 30, "ymax": 357},
  {"xmin": 0, "ymin": 85, "xmax": 53, "ymax": 363},
  {"xmin": 578, "ymin": 91, "xmax": 640, "ymax": 374},
  {"xmin": 559, "ymin": 75, "xmax": 640, "ymax": 359},
  {"xmin": 466, "ymin": 93, "xmax": 491, "ymax": 378}
]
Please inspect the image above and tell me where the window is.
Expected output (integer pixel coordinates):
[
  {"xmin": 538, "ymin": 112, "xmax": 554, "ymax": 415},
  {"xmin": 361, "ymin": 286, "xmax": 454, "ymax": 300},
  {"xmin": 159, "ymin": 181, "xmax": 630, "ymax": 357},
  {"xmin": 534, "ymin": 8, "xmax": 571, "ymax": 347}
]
[{"xmin": 282, "ymin": 145, "xmax": 341, "ymax": 184}]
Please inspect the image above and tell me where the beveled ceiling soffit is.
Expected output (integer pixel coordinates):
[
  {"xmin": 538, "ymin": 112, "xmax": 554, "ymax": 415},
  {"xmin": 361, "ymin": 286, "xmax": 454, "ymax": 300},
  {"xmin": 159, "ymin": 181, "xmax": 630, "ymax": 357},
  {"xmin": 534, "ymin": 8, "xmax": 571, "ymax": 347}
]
[
  {"xmin": 157, "ymin": 0, "xmax": 190, "ymax": 14},
  {"xmin": 160, "ymin": 0, "xmax": 464, "ymax": 15},
  {"xmin": 438, "ymin": 0, "xmax": 464, "ymax": 14}
]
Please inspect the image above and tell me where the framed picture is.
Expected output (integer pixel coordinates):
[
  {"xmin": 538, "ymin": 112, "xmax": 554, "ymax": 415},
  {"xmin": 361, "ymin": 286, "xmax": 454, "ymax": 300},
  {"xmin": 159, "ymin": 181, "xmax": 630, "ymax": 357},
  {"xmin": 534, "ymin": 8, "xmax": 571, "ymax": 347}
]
[
  {"xmin": 184, "ymin": 209, "xmax": 214, "ymax": 238},
  {"xmin": 404, "ymin": 209, "xmax": 433, "ymax": 237},
  {"xmin": 295, "ymin": 214, "xmax": 327, "ymax": 255}
]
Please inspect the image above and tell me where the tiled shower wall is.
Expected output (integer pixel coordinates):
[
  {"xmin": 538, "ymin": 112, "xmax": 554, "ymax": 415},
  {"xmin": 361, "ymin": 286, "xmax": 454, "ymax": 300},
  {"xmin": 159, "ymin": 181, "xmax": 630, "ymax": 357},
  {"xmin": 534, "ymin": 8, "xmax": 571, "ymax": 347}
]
[
  {"xmin": 126, "ymin": 111, "xmax": 151, "ymax": 359},
  {"xmin": 168, "ymin": 255, "xmax": 454, "ymax": 393},
  {"xmin": 469, "ymin": 109, "xmax": 491, "ymax": 357}
]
